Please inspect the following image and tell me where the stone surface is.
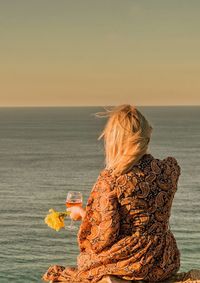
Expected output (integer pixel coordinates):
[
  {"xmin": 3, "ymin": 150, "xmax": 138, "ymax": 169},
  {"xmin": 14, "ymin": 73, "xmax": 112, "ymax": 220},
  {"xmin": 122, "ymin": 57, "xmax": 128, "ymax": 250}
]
[
  {"xmin": 97, "ymin": 269, "xmax": 200, "ymax": 283},
  {"xmin": 53, "ymin": 269, "xmax": 200, "ymax": 283}
]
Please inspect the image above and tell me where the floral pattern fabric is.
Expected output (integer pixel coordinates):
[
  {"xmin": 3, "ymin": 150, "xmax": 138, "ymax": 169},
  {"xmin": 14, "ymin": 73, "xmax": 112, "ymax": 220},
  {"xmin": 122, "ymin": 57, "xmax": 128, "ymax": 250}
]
[{"xmin": 42, "ymin": 153, "xmax": 181, "ymax": 282}]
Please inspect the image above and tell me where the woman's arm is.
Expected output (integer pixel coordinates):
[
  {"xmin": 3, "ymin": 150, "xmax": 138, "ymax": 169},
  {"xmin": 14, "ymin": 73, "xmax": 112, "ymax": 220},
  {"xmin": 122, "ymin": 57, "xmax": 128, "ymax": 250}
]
[{"xmin": 77, "ymin": 169, "xmax": 120, "ymax": 254}]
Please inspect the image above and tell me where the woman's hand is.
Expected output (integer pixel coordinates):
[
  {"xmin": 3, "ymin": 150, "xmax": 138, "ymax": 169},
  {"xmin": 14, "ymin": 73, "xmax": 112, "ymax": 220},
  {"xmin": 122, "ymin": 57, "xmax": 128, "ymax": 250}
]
[{"xmin": 67, "ymin": 206, "xmax": 86, "ymax": 221}]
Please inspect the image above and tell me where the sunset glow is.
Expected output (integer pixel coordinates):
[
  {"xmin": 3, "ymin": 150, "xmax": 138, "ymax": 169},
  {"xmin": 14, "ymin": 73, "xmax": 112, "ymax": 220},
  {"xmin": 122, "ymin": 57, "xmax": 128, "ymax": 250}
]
[{"xmin": 1, "ymin": 1, "xmax": 200, "ymax": 106}]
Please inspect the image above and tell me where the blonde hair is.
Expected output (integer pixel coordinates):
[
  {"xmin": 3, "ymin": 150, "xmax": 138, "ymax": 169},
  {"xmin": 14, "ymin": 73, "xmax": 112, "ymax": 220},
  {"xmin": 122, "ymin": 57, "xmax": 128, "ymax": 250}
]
[{"xmin": 94, "ymin": 104, "xmax": 153, "ymax": 177}]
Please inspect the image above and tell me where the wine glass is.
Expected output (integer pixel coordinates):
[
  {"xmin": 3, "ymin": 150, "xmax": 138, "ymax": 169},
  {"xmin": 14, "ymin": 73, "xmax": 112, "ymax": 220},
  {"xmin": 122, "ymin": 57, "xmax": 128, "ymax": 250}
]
[{"xmin": 65, "ymin": 191, "xmax": 83, "ymax": 230}]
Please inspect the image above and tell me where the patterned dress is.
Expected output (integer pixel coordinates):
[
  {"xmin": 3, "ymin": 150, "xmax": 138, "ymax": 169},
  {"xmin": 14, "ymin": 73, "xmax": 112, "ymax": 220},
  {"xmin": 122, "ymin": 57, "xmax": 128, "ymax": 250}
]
[{"xmin": 42, "ymin": 153, "xmax": 181, "ymax": 282}]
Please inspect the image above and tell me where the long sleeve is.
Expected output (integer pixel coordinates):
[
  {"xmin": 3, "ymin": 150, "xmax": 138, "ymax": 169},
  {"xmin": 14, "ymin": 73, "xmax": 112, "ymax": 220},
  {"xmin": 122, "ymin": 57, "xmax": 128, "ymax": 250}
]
[{"xmin": 78, "ymin": 169, "xmax": 120, "ymax": 254}]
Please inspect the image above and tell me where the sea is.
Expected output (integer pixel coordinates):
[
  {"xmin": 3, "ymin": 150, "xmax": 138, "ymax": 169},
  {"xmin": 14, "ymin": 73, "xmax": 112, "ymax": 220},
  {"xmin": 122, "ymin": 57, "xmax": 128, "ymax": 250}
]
[{"xmin": 0, "ymin": 106, "xmax": 199, "ymax": 283}]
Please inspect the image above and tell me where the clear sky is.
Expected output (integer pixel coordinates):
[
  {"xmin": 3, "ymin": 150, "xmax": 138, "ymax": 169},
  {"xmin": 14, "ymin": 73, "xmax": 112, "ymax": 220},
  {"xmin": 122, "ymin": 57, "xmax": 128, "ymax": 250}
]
[{"xmin": 0, "ymin": 0, "xmax": 200, "ymax": 106}]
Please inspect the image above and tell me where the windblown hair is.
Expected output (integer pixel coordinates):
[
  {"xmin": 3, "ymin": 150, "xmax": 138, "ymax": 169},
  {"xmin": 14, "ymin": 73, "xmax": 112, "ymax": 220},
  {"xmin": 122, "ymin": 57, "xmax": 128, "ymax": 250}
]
[{"xmin": 94, "ymin": 104, "xmax": 153, "ymax": 177}]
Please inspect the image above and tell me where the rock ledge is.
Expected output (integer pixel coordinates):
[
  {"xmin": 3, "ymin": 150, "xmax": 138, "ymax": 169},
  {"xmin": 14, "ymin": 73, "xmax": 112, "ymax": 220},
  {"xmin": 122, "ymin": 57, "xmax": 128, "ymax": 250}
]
[
  {"xmin": 98, "ymin": 269, "xmax": 200, "ymax": 283},
  {"xmin": 54, "ymin": 269, "xmax": 200, "ymax": 283}
]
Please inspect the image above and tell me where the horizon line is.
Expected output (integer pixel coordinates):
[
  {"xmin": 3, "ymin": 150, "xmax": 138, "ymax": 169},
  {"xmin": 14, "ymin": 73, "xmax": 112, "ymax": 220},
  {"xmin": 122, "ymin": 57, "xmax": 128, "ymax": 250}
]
[{"xmin": 0, "ymin": 104, "xmax": 199, "ymax": 108}]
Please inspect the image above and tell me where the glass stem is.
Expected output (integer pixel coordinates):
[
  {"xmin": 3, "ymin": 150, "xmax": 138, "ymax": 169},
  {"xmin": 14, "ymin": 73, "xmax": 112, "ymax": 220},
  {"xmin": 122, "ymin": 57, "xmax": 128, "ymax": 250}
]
[{"xmin": 70, "ymin": 219, "xmax": 75, "ymax": 229}]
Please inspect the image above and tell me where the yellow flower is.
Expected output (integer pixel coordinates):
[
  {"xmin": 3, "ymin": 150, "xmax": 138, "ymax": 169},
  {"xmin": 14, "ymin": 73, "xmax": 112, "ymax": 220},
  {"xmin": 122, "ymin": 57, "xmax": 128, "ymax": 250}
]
[{"xmin": 44, "ymin": 208, "xmax": 69, "ymax": 232}]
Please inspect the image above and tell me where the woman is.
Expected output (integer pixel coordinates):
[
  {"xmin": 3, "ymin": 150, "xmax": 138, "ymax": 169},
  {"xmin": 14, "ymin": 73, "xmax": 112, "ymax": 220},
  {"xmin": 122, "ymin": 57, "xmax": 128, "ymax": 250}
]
[{"xmin": 42, "ymin": 104, "xmax": 181, "ymax": 282}]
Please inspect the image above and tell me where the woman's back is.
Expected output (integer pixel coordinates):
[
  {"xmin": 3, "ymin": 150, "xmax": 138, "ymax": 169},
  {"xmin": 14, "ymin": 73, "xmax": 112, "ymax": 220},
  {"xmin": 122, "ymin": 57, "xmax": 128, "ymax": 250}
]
[
  {"xmin": 116, "ymin": 153, "xmax": 180, "ymax": 238},
  {"xmin": 76, "ymin": 153, "xmax": 181, "ymax": 282}
]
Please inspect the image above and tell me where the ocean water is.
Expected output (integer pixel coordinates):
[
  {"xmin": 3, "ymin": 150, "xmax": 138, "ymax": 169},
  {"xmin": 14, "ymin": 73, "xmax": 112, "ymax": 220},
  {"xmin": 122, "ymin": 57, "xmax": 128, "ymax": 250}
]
[{"xmin": 0, "ymin": 106, "xmax": 199, "ymax": 283}]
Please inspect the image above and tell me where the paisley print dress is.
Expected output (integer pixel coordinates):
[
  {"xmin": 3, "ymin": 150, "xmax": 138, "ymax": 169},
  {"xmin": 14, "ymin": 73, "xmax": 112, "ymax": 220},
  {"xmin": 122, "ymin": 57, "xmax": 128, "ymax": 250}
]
[{"xmin": 42, "ymin": 153, "xmax": 181, "ymax": 282}]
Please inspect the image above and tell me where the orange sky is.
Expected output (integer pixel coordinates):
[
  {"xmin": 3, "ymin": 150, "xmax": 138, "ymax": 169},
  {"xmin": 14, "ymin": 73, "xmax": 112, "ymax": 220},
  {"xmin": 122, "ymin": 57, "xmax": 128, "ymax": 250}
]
[{"xmin": 0, "ymin": 1, "xmax": 200, "ymax": 106}]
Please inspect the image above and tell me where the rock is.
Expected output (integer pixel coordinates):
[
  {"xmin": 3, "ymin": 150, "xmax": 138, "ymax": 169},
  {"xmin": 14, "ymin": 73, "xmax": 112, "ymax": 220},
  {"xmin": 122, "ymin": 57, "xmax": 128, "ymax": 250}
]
[
  {"xmin": 97, "ymin": 269, "xmax": 200, "ymax": 283},
  {"xmin": 54, "ymin": 269, "xmax": 200, "ymax": 283},
  {"xmin": 181, "ymin": 269, "xmax": 200, "ymax": 282},
  {"xmin": 98, "ymin": 276, "xmax": 132, "ymax": 283}
]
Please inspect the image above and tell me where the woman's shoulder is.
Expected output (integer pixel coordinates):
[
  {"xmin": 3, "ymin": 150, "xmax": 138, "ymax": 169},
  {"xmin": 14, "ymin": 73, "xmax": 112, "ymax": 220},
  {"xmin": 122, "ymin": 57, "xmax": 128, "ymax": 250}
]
[
  {"xmin": 160, "ymin": 156, "xmax": 181, "ymax": 175},
  {"xmin": 161, "ymin": 155, "xmax": 179, "ymax": 164},
  {"xmin": 98, "ymin": 168, "xmax": 114, "ymax": 179},
  {"xmin": 140, "ymin": 153, "xmax": 181, "ymax": 177},
  {"xmin": 98, "ymin": 154, "xmax": 181, "ymax": 183},
  {"xmin": 93, "ymin": 168, "xmax": 117, "ymax": 192},
  {"xmin": 142, "ymin": 153, "xmax": 180, "ymax": 167}
]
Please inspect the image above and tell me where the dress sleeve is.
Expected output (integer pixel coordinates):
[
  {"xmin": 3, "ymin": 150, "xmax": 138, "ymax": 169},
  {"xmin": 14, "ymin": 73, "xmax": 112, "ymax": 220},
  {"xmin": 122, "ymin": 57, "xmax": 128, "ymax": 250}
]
[
  {"xmin": 156, "ymin": 156, "xmax": 181, "ymax": 191},
  {"xmin": 78, "ymin": 169, "xmax": 120, "ymax": 254}
]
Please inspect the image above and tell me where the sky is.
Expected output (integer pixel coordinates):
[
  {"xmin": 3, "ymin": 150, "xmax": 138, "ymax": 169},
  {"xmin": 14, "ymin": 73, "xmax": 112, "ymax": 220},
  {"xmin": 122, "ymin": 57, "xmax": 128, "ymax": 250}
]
[{"xmin": 0, "ymin": 0, "xmax": 200, "ymax": 106}]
